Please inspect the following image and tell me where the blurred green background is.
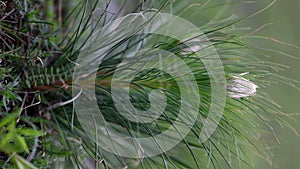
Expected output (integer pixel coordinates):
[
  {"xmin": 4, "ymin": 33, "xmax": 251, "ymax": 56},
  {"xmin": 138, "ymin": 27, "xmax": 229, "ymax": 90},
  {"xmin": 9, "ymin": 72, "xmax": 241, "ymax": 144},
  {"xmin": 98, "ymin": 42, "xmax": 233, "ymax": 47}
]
[{"xmin": 235, "ymin": 0, "xmax": 300, "ymax": 168}]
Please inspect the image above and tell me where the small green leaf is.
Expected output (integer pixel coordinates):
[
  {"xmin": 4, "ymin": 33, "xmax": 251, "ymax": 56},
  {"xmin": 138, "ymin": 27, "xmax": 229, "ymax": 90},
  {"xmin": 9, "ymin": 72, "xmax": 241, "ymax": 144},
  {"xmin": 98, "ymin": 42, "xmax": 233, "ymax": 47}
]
[
  {"xmin": 0, "ymin": 110, "xmax": 20, "ymax": 128},
  {"xmin": 0, "ymin": 114, "xmax": 15, "ymax": 128},
  {"xmin": 17, "ymin": 129, "xmax": 45, "ymax": 137},
  {"xmin": 0, "ymin": 122, "xmax": 16, "ymax": 148},
  {"xmin": 13, "ymin": 155, "xmax": 26, "ymax": 169},
  {"xmin": 4, "ymin": 91, "xmax": 18, "ymax": 100},
  {"xmin": 7, "ymin": 119, "xmax": 16, "ymax": 132},
  {"xmin": 13, "ymin": 154, "xmax": 39, "ymax": 169},
  {"xmin": 1, "ymin": 144, "xmax": 21, "ymax": 154},
  {"xmin": 15, "ymin": 135, "xmax": 29, "ymax": 153}
]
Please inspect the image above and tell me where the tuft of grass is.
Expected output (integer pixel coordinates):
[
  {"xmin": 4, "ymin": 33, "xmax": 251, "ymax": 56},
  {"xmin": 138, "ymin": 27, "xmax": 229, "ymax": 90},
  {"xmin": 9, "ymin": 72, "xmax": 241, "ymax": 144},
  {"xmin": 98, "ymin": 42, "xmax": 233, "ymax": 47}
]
[{"xmin": 0, "ymin": 0, "xmax": 298, "ymax": 169}]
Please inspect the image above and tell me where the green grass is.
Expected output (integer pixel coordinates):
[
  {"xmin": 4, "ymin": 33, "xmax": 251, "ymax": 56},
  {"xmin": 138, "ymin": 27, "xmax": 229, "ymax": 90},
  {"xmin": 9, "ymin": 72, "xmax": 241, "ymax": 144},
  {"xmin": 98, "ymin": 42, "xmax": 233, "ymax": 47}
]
[{"xmin": 0, "ymin": 0, "xmax": 298, "ymax": 168}]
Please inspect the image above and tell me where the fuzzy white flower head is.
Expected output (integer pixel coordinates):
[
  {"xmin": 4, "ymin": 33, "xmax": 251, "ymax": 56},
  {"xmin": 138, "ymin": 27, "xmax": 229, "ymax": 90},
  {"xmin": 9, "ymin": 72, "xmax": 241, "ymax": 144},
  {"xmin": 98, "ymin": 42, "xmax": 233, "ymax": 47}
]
[
  {"xmin": 180, "ymin": 38, "xmax": 201, "ymax": 55},
  {"xmin": 227, "ymin": 72, "xmax": 259, "ymax": 99}
]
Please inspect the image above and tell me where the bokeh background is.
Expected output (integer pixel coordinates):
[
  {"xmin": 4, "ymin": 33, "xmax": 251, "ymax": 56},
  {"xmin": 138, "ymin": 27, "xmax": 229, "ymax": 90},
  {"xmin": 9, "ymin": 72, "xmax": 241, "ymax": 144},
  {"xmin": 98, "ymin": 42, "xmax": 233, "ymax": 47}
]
[
  {"xmin": 185, "ymin": 0, "xmax": 300, "ymax": 168},
  {"xmin": 235, "ymin": 1, "xmax": 300, "ymax": 168}
]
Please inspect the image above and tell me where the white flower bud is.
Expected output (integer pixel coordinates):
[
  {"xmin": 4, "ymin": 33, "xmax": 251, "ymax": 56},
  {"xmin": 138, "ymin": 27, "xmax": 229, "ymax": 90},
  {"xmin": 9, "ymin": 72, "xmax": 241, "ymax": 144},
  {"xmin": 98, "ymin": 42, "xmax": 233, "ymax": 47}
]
[
  {"xmin": 180, "ymin": 38, "xmax": 201, "ymax": 55},
  {"xmin": 227, "ymin": 72, "xmax": 258, "ymax": 99}
]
